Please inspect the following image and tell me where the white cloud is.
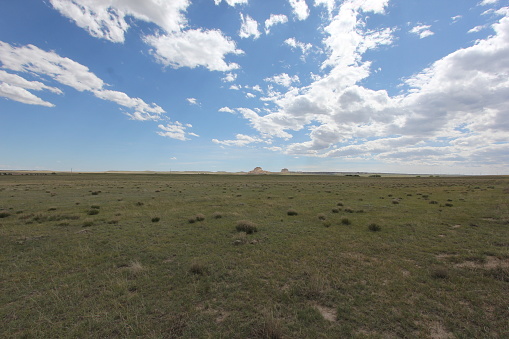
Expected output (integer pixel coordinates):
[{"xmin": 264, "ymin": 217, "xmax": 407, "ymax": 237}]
[
  {"xmin": 468, "ymin": 25, "xmax": 485, "ymax": 33},
  {"xmin": 480, "ymin": 0, "xmax": 499, "ymax": 5},
  {"xmin": 451, "ymin": 15, "xmax": 462, "ymax": 23},
  {"xmin": 49, "ymin": 0, "xmax": 190, "ymax": 43},
  {"xmin": 410, "ymin": 24, "xmax": 434, "ymax": 39},
  {"xmin": 222, "ymin": 1, "xmax": 509, "ymax": 170},
  {"xmin": 264, "ymin": 14, "xmax": 288, "ymax": 33},
  {"xmin": 157, "ymin": 122, "xmax": 197, "ymax": 141},
  {"xmin": 0, "ymin": 82, "xmax": 55, "ymax": 107},
  {"xmin": 0, "ymin": 70, "xmax": 62, "ymax": 94},
  {"xmin": 284, "ymin": 37, "xmax": 313, "ymax": 55},
  {"xmin": 214, "ymin": 0, "xmax": 248, "ymax": 6},
  {"xmin": 246, "ymin": 92, "xmax": 256, "ymax": 98},
  {"xmin": 219, "ymin": 106, "xmax": 235, "ymax": 113},
  {"xmin": 93, "ymin": 89, "xmax": 164, "ymax": 120},
  {"xmin": 222, "ymin": 72, "xmax": 237, "ymax": 82},
  {"xmin": 264, "ymin": 73, "xmax": 300, "ymax": 87},
  {"xmin": 0, "ymin": 41, "xmax": 164, "ymax": 119},
  {"xmin": 314, "ymin": 0, "xmax": 336, "ymax": 15},
  {"xmin": 289, "ymin": 0, "xmax": 310, "ymax": 21},
  {"xmin": 212, "ymin": 134, "xmax": 267, "ymax": 146},
  {"xmin": 187, "ymin": 97, "xmax": 199, "ymax": 105},
  {"xmin": 239, "ymin": 14, "xmax": 261, "ymax": 39},
  {"xmin": 144, "ymin": 29, "xmax": 243, "ymax": 71},
  {"xmin": 229, "ymin": 84, "xmax": 241, "ymax": 90}
]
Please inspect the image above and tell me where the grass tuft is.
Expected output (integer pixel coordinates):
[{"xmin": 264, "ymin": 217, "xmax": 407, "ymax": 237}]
[
  {"xmin": 195, "ymin": 214, "xmax": 205, "ymax": 221},
  {"xmin": 236, "ymin": 220, "xmax": 258, "ymax": 234},
  {"xmin": 151, "ymin": 217, "xmax": 160, "ymax": 222},
  {"xmin": 0, "ymin": 211, "xmax": 11, "ymax": 218},
  {"xmin": 368, "ymin": 223, "xmax": 381, "ymax": 232},
  {"xmin": 287, "ymin": 209, "xmax": 298, "ymax": 216}
]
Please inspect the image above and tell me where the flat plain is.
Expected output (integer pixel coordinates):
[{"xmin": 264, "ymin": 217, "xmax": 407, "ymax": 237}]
[{"xmin": 1, "ymin": 173, "xmax": 508, "ymax": 338}]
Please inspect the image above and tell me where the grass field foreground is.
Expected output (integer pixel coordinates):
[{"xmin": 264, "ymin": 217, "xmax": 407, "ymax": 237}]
[{"xmin": 1, "ymin": 173, "xmax": 508, "ymax": 338}]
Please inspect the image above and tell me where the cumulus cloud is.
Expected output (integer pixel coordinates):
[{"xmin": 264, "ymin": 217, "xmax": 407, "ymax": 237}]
[
  {"xmin": 220, "ymin": 1, "xmax": 509, "ymax": 169},
  {"xmin": 409, "ymin": 24, "xmax": 434, "ymax": 39},
  {"xmin": 49, "ymin": 0, "xmax": 190, "ymax": 43},
  {"xmin": 144, "ymin": 29, "xmax": 243, "ymax": 71},
  {"xmin": 284, "ymin": 37, "xmax": 313, "ymax": 55},
  {"xmin": 289, "ymin": 0, "xmax": 310, "ymax": 21},
  {"xmin": 218, "ymin": 106, "xmax": 235, "ymax": 113},
  {"xmin": 264, "ymin": 73, "xmax": 300, "ymax": 87},
  {"xmin": 239, "ymin": 14, "xmax": 261, "ymax": 39},
  {"xmin": 157, "ymin": 121, "xmax": 197, "ymax": 141},
  {"xmin": 0, "ymin": 41, "xmax": 164, "ymax": 119},
  {"xmin": 265, "ymin": 14, "xmax": 288, "ymax": 33},
  {"xmin": 221, "ymin": 72, "xmax": 237, "ymax": 82}
]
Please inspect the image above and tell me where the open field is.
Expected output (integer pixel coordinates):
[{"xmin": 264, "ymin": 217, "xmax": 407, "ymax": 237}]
[{"xmin": 1, "ymin": 173, "xmax": 508, "ymax": 338}]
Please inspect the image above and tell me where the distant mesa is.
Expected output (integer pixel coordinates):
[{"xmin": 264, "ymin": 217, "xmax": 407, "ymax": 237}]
[
  {"xmin": 248, "ymin": 167, "xmax": 270, "ymax": 174},
  {"xmin": 281, "ymin": 168, "xmax": 289, "ymax": 173}
]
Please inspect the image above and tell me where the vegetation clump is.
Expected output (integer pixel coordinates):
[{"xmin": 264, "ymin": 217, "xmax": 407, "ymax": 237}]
[
  {"xmin": 341, "ymin": 217, "xmax": 351, "ymax": 225},
  {"xmin": 287, "ymin": 209, "xmax": 298, "ymax": 216},
  {"xmin": 151, "ymin": 217, "xmax": 160, "ymax": 222},
  {"xmin": 235, "ymin": 220, "xmax": 258, "ymax": 234},
  {"xmin": 0, "ymin": 211, "xmax": 11, "ymax": 218},
  {"xmin": 212, "ymin": 212, "xmax": 222, "ymax": 219},
  {"xmin": 87, "ymin": 209, "xmax": 99, "ymax": 215},
  {"xmin": 368, "ymin": 223, "xmax": 381, "ymax": 232},
  {"xmin": 317, "ymin": 213, "xmax": 326, "ymax": 220}
]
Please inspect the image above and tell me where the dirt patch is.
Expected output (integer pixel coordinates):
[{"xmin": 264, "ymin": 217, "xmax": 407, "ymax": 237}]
[
  {"xmin": 456, "ymin": 256, "xmax": 509, "ymax": 269},
  {"xmin": 312, "ymin": 303, "xmax": 336, "ymax": 322},
  {"xmin": 429, "ymin": 321, "xmax": 454, "ymax": 339}
]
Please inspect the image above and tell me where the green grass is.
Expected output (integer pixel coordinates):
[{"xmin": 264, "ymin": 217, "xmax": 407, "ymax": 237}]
[{"xmin": 1, "ymin": 173, "xmax": 508, "ymax": 337}]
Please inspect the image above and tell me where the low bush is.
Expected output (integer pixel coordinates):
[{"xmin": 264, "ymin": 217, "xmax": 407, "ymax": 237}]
[
  {"xmin": 287, "ymin": 209, "xmax": 298, "ymax": 216},
  {"xmin": 236, "ymin": 220, "xmax": 258, "ymax": 234},
  {"xmin": 195, "ymin": 214, "xmax": 205, "ymax": 221},
  {"xmin": 87, "ymin": 209, "xmax": 99, "ymax": 215},
  {"xmin": 317, "ymin": 213, "xmax": 326, "ymax": 220},
  {"xmin": 341, "ymin": 217, "xmax": 351, "ymax": 225},
  {"xmin": 151, "ymin": 217, "xmax": 160, "ymax": 222},
  {"xmin": 368, "ymin": 223, "xmax": 381, "ymax": 232}
]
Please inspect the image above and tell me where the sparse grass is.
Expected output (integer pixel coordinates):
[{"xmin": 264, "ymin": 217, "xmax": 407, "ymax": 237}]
[{"xmin": 1, "ymin": 173, "xmax": 508, "ymax": 338}]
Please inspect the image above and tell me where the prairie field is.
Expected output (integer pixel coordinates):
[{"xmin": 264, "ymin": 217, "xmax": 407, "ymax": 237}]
[{"xmin": 1, "ymin": 173, "xmax": 508, "ymax": 338}]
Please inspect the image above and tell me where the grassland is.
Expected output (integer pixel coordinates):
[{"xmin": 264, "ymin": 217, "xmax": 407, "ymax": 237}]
[{"xmin": 1, "ymin": 173, "xmax": 508, "ymax": 338}]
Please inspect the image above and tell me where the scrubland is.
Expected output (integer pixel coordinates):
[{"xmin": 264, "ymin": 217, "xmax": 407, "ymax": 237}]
[{"xmin": 1, "ymin": 173, "xmax": 508, "ymax": 338}]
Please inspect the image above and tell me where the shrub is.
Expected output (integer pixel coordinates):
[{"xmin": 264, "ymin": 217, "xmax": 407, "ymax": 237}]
[
  {"xmin": 195, "ymin": 214, "xmax": 205, "ymax": 221},
  {"xmin": 82, "ymin": 220, "xmax": 94, "ymax": 227},
  {"xmin": 317, "ymin": 213, "xmax": 326, "ymax": 220},
  {"xmin": 392, "ymin": 199, "xmax": 399, "ymax": 204},
  {"xmin": 212, "ymin": 212, "xmax": 222, "ymax": 219},
  {"xmin": 188, "ymin": 218, "xmax": 196, "ymax": 224},
  {"xmin": 430, "ymin": 267, "xmax": 449, "ymax": 279},
  {"xmin": 287, "ymin": 209, "xmax": 298, "ymax": 216},
  {"xmin": 344, "ymin": 208, "xmax": 354, "ymax": 213},
  {"xmin": 189, "ymin": 262, "xmax": 207, "ymax": 275},
  {"xmin": 322, "ymin": 221, "xmax": 332, "ymax": 227},
  {"xmin": 337, "ymin": 202, "xmax": 344, "ymax": 206},
  {"xmin": 135, "ymin": 202, "xmax": 144, "ymax": 206},
  {"xmin": 236, "ymin": 220, "xmax": 258, "ymax": 234},
  {"xmin": 151, "ymin": 217, "xmax": 160, "ymax": 222},
  {"xmin": 87, "ymin": 209, "xmax": 99, "ymax": 215},
  {"xmin": 0, "ymin": 212, "xmax": 11, "ymax": 218},
  {"xmin": 429, "ymin": 201, "xmax": 439, "ymax": 205},
  {"xmin": 368, "ymin": 223, "xmax": 381, "ymax": 232},
  {"xmin": 445, "ymin": 203, "xmax": 453, "ymax": 207},
  {"xmin": 341, "ymin": 217, "xmax": 351, "ymax": 225},
  {"xmin": 331, "ymin": 208, "xmax": 340, "ymax": 213}
]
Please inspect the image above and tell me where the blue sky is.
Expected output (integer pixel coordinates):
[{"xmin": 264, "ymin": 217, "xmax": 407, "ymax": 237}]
[{"xmin": 1, "ymin": 0, "xmax": 508, "ymax": 174}]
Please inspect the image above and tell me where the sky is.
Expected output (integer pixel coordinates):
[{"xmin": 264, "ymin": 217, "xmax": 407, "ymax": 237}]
[{"xmin": 1, "ymin": 0, "xmax": 508, "ymax": 174}]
